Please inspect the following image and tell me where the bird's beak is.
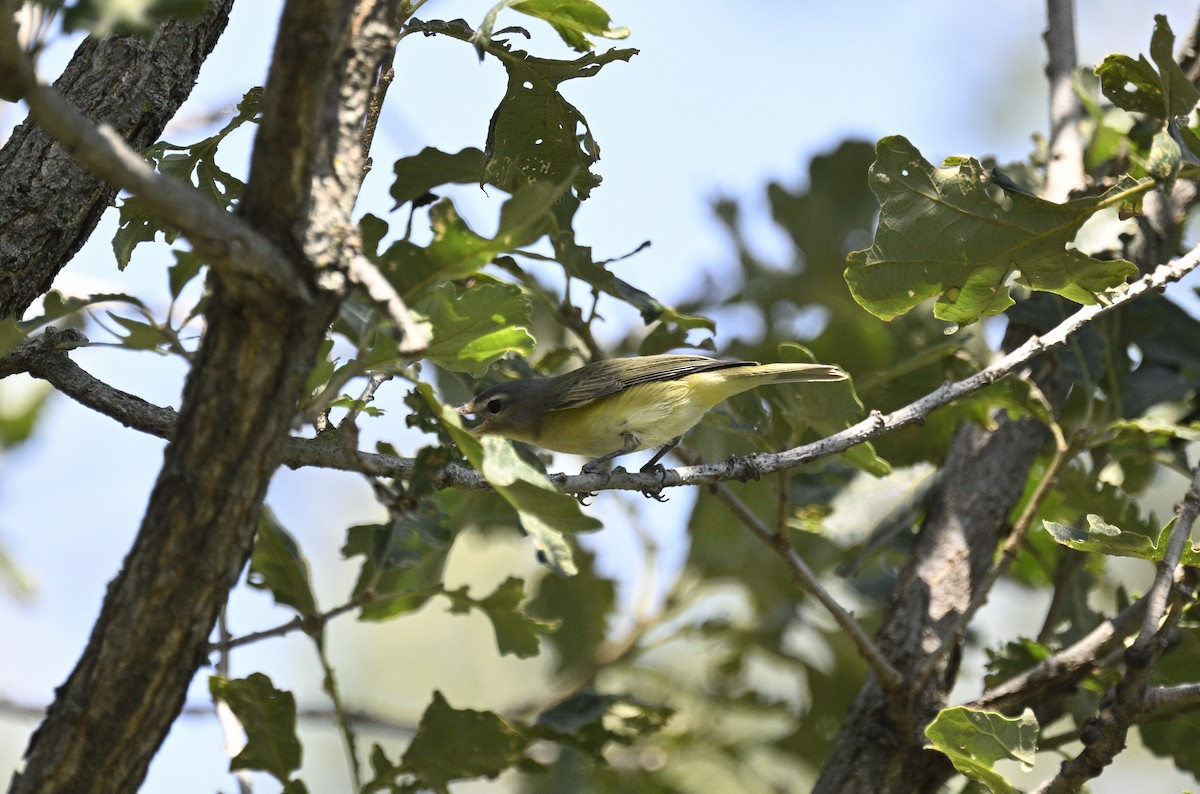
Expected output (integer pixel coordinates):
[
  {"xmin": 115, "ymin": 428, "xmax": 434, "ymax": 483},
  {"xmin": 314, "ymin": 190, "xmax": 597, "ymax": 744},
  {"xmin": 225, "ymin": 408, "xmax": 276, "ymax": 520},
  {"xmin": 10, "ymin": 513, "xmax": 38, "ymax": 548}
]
[{"xmin": 456, "ymin": 402, "xmax": 488, "ymax": 436}]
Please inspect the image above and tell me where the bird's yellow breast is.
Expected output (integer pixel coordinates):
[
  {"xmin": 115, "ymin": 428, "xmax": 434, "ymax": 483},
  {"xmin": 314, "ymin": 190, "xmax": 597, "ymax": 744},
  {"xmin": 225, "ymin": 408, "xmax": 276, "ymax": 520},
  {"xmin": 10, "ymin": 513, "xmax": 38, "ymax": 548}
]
[{"xmin": 533, "ymin": 372, "xmax": 748, "ymax": 458}]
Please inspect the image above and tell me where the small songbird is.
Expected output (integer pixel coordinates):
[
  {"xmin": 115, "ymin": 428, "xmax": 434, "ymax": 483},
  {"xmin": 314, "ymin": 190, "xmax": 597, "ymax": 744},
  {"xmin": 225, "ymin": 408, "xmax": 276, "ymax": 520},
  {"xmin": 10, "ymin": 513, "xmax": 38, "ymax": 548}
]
[{"xmin": 457, "ymin": 353, "xmax": 847, "ymax": 472}]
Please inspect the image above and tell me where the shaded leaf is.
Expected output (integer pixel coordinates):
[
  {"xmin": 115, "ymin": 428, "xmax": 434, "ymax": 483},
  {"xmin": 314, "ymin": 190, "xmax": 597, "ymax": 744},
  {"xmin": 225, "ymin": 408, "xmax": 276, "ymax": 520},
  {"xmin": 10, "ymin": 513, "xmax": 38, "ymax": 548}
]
[
  {"xmin": 1096, "ymin": 15, "xmax": 1200, "ymax": 119},
  {"xmin": 445, "ymin": 576, "xmax": 558, "ymax": 658},
  {"xmin": 342, "ymin": 498, "xmax": 453, "ymax": 621},
  {"xmin": 112, "ymin": 88, "xmax": 260, "ymax": 268},
  {"xmin": 390, "ymin": 147, "xmax": 485, "ymax": 208},
  {"xmin": 533, "ymin": 692, "xmax": 672, "ymax": 757},
  {"xmin": 248, "ymin": 509, "xmax": 317, "ymax": 618},
  {"xmin": 400, "ymin": 691, "xmax": 528, "ymax": 788},
  {"xmin": 209, "ymin": 674, "xmax": 304, "ymax": 787},
  {"xmin": 925, "ymin": 706, "xmax": 1038, "ymax": 794},
  {"xmin": 61, "ymin": 0, "xmax": 207, "ymax": 34},
  {"xmin": 483, "ymin": 44, "xmax": 637, "ymax": 198},
  {"xmin": 845, "ymin": 136, "xmax": 1147, "ymax": 324}
]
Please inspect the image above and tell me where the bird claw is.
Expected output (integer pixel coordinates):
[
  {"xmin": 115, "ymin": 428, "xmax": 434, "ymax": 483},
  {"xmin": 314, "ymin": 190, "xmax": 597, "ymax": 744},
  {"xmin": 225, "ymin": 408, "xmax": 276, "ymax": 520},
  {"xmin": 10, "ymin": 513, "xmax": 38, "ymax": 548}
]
[{"xmin": 638, "ymin": 462, "xmax": 669, "ymax": 501}]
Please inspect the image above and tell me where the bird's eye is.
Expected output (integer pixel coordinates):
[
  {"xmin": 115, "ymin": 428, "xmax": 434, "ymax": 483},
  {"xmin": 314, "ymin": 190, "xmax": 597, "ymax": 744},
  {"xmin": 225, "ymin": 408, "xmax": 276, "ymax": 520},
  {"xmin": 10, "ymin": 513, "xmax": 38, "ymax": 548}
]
[{"xmin": 485, "ymin": 397, "xmax": 504, "ymax": 414}]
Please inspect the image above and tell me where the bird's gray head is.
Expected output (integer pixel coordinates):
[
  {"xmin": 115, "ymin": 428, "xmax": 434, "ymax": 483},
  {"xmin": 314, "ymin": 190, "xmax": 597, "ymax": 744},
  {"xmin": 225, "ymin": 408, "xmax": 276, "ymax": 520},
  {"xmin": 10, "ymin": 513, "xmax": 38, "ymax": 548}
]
[{"xmin": 456, "ymin": 378, "xmax": 551, "ymax": 444}]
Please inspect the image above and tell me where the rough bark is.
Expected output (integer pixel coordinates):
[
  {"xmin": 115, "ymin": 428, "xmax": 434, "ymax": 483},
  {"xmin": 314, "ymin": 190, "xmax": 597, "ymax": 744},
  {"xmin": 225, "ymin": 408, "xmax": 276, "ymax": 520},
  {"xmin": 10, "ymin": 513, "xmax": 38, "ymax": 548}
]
[
  {"xmin": 7, "ymin": 2, "xmax": 401, "ymax": 791},
  {"xmin": 812, "ymin": 418, "xmax": 1050, "ymax": 793},
  {"xmin": 0, "ymin": 0, "xmax": 234, "ymax": 320}
]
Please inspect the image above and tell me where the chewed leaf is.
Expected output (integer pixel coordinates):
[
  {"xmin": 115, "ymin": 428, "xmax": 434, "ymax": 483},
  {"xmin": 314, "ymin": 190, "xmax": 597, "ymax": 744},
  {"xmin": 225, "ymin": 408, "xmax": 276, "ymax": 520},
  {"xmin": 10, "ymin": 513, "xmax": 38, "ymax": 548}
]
[
  {"xmin": 845, "ymin": 136, "xmax": 1148, "ymax": 324},
  {"xmin": 926, "ymin": 706, "xmax": 1038, "ymax": 794}
]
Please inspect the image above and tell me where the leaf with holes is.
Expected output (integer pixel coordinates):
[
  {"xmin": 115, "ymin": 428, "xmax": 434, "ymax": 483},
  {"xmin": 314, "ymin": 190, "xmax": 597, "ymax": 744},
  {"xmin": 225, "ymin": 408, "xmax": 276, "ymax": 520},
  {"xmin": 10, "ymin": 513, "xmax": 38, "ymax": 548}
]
[{"xmin": 845, "ymin": 136, "xmax": 1149, "ymax": 324}]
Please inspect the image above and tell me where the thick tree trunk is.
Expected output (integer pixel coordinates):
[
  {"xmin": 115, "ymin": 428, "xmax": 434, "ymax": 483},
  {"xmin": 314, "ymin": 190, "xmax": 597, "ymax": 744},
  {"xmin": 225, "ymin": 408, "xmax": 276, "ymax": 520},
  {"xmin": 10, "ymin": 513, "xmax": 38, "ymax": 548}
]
[{"xmin": 7, "ymin": 1, "xmax": 402, "ymax": 790}]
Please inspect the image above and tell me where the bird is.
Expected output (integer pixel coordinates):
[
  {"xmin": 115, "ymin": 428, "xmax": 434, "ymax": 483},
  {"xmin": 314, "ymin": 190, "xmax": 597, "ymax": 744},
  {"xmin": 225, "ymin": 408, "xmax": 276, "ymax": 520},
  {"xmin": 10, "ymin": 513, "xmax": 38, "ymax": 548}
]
[{"xmin": 457, "ymin": 353, "xmax": 847, "ymax": 473}]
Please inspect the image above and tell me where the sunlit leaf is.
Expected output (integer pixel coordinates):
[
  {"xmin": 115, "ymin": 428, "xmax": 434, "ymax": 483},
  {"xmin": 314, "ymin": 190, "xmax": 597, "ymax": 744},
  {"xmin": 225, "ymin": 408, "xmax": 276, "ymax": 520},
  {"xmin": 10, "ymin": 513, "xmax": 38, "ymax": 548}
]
[
  {"xmin": 845, "ymin": 136, "xmax": 1148, "ymax": 324},
  {"xmin": 925, "ymin": 706, "xmax": 1038, "ymax": 794}
]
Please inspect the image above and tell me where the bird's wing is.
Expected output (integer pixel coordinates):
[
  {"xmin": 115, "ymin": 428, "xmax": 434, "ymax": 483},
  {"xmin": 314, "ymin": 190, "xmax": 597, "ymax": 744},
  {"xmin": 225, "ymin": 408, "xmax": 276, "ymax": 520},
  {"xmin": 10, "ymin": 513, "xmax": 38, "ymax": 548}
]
[{"xmin": 548, "ymin": 355, "xmax": 755, "ymax": 410}]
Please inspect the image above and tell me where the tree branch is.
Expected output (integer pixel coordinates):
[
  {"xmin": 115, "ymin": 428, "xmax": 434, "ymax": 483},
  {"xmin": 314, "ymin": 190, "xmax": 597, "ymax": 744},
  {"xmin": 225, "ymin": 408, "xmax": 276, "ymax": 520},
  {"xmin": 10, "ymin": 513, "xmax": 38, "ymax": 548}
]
[
  {"xmin": 1042, "ymin": 0, "xmax": 1086, "ymax": 201},
  {"xmin": 0, "ymin": 0, "xmax": 235, "ymax": 319},
  {"xmin": 6, "ymin": 252, "xmax": 1199, "ymax": 501},
  {"xmin": 0, "ymin": 3, "xmax": 305, "ymax": 305},
  {"xmin": 1034, "ymin": 461, "xmax": 1200, "ymax": 793}
]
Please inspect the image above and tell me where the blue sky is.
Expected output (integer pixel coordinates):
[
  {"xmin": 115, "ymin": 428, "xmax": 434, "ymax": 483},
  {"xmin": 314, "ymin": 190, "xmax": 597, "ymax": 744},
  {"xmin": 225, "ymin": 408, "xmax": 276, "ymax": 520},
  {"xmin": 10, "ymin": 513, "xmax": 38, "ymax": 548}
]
[{"xmin": 2, "ymin": 2, "xmax": 1199, "ymax": 791}]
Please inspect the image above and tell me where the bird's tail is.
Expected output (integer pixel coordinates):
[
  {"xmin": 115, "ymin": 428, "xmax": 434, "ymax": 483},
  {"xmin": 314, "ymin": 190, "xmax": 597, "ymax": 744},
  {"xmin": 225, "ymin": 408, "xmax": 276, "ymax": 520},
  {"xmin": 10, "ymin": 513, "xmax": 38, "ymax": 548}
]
[{"xmin": 741, "ymin": 362, "xmax": 848, "ymax": 384}]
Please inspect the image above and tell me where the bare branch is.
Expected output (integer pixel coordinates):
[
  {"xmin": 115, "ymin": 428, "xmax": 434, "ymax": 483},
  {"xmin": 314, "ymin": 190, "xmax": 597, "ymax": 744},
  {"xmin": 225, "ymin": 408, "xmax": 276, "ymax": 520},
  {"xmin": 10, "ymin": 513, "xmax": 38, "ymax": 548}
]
[
  {"xmin": 1042, "ymin": 0, "xmax": 1086, "ymax": 201},
  {"xmin": 704, "ymin": 478, "xmax": 904, "ymax": 693}
]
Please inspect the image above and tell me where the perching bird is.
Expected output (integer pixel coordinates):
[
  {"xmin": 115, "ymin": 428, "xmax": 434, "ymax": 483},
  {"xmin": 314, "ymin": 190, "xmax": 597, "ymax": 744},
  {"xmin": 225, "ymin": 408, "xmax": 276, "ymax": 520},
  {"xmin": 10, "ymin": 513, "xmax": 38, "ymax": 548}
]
[{"xmin": 458, "ymin": 353, "xmax": 847, "ymax": 472}]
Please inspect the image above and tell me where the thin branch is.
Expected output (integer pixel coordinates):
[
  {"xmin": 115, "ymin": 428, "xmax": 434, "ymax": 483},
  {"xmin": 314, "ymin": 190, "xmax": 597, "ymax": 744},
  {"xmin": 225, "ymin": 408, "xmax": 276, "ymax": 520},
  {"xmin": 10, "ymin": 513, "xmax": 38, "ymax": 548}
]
[
  {"xmin": 6, "ymin": 252, "xmax": 1199, "ymax": 497},
  {"xmin": 209, "ymin": 599, "xmax": 365, "ymax": 653},
  {"xmin": 970, "ymin": 595, "xmax": 1146, "ymax": 713},
  {"xmin": 704, "ymin": 478, "xmax": 904, "ymax": 693}
]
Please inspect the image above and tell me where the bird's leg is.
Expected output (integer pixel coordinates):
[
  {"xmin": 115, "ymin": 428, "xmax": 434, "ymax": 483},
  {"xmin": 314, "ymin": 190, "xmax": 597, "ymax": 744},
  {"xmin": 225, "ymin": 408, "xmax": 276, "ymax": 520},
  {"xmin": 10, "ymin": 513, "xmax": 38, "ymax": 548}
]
[
  {"xmin": 581, "ymin": 432, "xmax": 642, "ymax": 475},
  {"xmin": 640, "ymin": 436, "xmax": 682, "ymax": 474},
  {"xmin": 636, "ymin": 436, "xmax": 681, "ymax": 502}
]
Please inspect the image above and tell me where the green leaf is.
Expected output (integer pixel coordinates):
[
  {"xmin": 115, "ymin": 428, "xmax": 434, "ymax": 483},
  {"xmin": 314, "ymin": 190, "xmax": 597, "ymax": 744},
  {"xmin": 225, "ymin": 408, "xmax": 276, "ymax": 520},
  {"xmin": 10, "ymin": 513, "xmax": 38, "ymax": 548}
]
[
  {"xmin": 400, "ymin": 691, "xmax": 528, "ymax": 788},
  {"xmin": 533, "ymin": 692, "xmax": 671, "ymax": 757},
  {"xmin": 845, "ymin": 136, "xmax": 1147, "ymax": 324},
  {"xmin": 209, "ymin": 673, "xmax": 304, "ymax": 786},
  {"xmin": 0, "ymin": 381, "xmax": 52, "ymax": 450},
  {"xmin": 413, "ymin": 382, "xmax": 601, "ymax": 576},
  {"xmin": 418, "ymin": 281, "xmax": 535, "ymax": 377},
  {"xmin": 381, "ymin": 181, "xmax": 564, "ymax": 300},
  {"xmin": 510, "ymin": 0, "xmax": 631, "ymax": 52},
  {"xmin": 342, "ymin": 503, "xmax": 453, "ymax": 621},
  {"xmin": 445, "ymin": 576, "xmax": 558, "ymax": 658},
  {"xmin": 390, "ymin": 147, "xmax": 485, "ymax": 208},
  {"xmin": 925, "ymin": 706, "xmax": 1038, "ymax": 794},
  {"xmin": 248, "ymin": 509, "xmax": 317, "ymax": 618},
  {"xmin": 112, "ymin": 88, "xmax": 259, "ymax": 268},
  {"xmin": 1140, "ymin": 710, "xmax": 1200, "ymax": 779},
  {"xmin": 104, "ymin": 310, "xmax": 172, "ymax": 351},
  {"xmin": 483, "ymin": 45, "xmax": 636, "ymax": 198},
  {"xmin": 1044, "ymin": 514, "xmax": 1200, "ymax": 565},
  {"xmin": 527, "ymin": 544, "xmax": 615, "ymax": 673},
  {"xmin": 1096, "ymin": 15, "xmax": 1200, "ymax": 119}
]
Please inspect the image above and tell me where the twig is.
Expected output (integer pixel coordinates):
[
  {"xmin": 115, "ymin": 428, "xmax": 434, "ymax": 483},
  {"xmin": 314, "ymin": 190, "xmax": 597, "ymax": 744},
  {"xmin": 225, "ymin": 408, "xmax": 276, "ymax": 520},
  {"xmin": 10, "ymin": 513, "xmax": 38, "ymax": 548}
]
[
  {"xmin": 209, "ymin": 599, "xmax": 365, "ymax": 653},
  {"xmin": 212, "ymin": 612, "xmax": 253, "ymax": 794},
  {"xmin": 705, "ymin": 479, "xmax": 904, "ymax": 694}
]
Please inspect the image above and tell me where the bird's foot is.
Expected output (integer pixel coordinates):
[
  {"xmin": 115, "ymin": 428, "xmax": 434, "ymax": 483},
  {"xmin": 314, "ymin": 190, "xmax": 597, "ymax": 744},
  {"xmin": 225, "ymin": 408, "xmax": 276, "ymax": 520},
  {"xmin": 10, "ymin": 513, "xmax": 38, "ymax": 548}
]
[{"xmin": 637, "ymin": 462, "xmax": 669, "ymax": 501}]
